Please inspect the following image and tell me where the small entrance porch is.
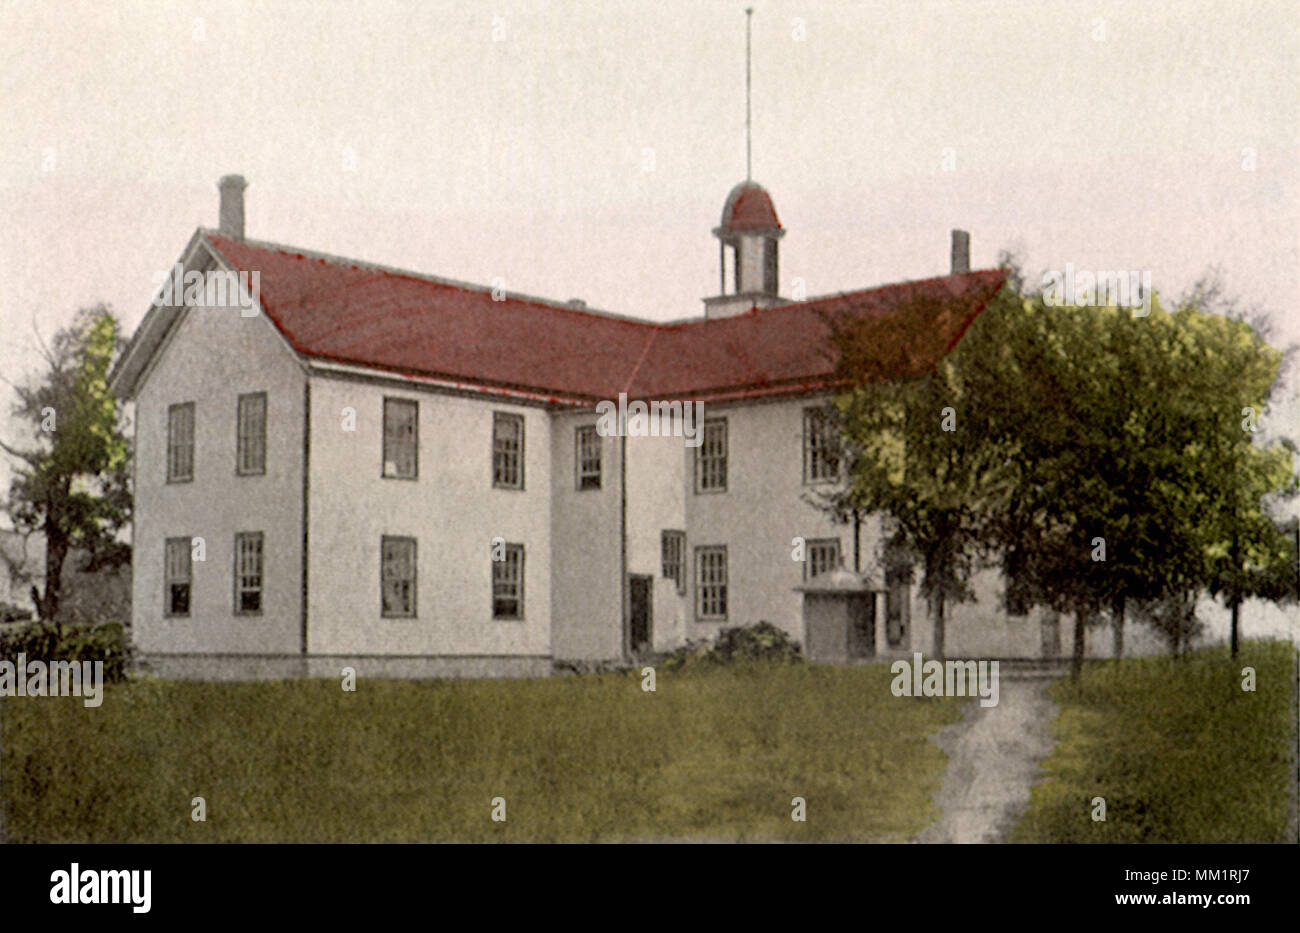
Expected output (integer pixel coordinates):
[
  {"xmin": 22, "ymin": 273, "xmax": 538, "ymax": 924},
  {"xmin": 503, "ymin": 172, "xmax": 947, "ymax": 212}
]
[{"xmin": 795, "ymin": 568, "xmax": 887, "ymax": 663}]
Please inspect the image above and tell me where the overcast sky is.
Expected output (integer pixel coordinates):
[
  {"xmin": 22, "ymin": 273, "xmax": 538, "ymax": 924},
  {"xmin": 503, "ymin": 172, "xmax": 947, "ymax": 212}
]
[{"xmin": 2, "ymin": 0, "xmax": 1298, "ymax": 497}]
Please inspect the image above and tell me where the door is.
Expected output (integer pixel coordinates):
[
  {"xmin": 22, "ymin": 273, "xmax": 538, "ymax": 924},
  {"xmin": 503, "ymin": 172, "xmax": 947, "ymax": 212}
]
[
  {"xmin": 886, "ymin": 581, "xmax": 909, "ymax": 648},
  {"xmin": 847, "ymin": 594, "xmax": 875, "ymax": 659},
  {"xmin": 1040, "ymin": 611, "xmax": 1060, "ymax": 659},
  {"xmin": 629, "ymin": 575, "xmax": 652, "ymax": 656}
]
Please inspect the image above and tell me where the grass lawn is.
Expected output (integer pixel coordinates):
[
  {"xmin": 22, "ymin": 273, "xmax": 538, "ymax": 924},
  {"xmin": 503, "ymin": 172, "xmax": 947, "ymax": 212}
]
[
  {"xmin": 1, "ymin": 662, "xmax": 964, "ymax": 843},
  {"xmin": 1009, "ymin": 640, "xmax": 1298, "ymax": 843}
]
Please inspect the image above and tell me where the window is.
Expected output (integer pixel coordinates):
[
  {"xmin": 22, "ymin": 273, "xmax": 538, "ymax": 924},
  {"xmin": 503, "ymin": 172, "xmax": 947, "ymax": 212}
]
[
  {"xmin": 804, "ymin": 538, "xmax": 841, "ymax": 580},
  {"xmin": 575, "ymin": 425, "xmax": 601, "ymax": 490},
  {"xmin": 382, "ymin": 398, "xmax": 418, "ymax": 479},
  {"xmin": 492, "ymin": 543, "xmax": 524, "ymax": 619},
  {"xmin": 695, "ymin": 546, "xmax": 727, "ymax": 620},
  {"xmin": 233, "ymin": 532, "xmax": 264, "ymax": 614},
  {"xmin": 695, "ymin": 418, "xmax": 727, "ymax": 493},
  {"xmin": 236, "ymin": 392, "xmax": 267, "ymax": 475},
  {"xmin": 381, "ymin": 536, "xmax": 417, "ymax": 618},
  {"xmin": 164, "ymin": 537, "xmax": 192, "ymax": 617},
  {"xmin": 167, "ymin": 402, "xmax": 195, "ymax": 482},
  {"xmin": 661, "ymin": 530, "xmax": 686, "ymax": 594},
  {"xmin": 803, "ymin": 406, "xmax": 840, "ymax": 483},
  {"xmin": 493, "ymin": 413, "xmax": 524, "ymax": 489}
]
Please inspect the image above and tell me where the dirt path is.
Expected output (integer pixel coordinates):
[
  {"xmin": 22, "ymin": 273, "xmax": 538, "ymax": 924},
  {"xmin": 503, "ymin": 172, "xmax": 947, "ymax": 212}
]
[{"xmin": 912, "ymin": 674, "xmax": 1059, "ymax": 844}]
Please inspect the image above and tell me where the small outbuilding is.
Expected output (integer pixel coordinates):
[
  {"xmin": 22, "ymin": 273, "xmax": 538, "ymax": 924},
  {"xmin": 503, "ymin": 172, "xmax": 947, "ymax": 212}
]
[{"xmin": 795, "ymin": 567, "xmax": 885, "ymax": 663}]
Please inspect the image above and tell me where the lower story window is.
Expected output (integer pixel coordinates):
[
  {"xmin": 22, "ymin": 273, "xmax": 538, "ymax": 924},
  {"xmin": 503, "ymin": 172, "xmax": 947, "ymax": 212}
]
[
  {"xmin": 234, "ymin": 532, "xmax": 264, "ymax": 614},
  {"xmin": 661, "ymin": 530, "xmax": 686, "ymax": 594},
  {"xmin": 164, "ymin": 536, "xmax": 192, "ymax": 617},
  {"xmin": 695, "ymin": 545, "xmax": 727, "ymax": 620},
  {"xmin": 381, "ymin": 536, "xmax": 417, "ymax": 618},
  {"xmin": 493, "ymin": 543, "xmax": 524, "ymax": 619},
  {"xmin": 805, "ymin": 538, "xmax": 841, "ymax": 580}
]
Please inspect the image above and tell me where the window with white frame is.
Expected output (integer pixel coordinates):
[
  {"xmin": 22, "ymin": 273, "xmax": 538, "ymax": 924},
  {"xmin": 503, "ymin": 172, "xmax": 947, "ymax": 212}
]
[
  {"xmin": 233, "ymin": 532, "xmax": 264, "ymax": 614},
  {"xmin": 167, "ymin": 402, "xmax": 195, "ymax": 482},
  {"xmin": 382, "ymin": 398, "xmax": 418, "ymax": 479},
  {"xmin": 381, "ymin": 536, "xmax": 417, "ymax": 617},
  {"xmin": 492, "ymin": 543, "xmax": 524, "ymax": 619},
  {"xmin": 575, "ymin": 425, "xmax": 601, "ymax": 490},
  {"xmin": 803, "ymin": 406, "xmax": 840, "ymax": 483},
  {"xmin": 493, "ymin": 413, "xmax": 524, "ymax": 489},
  {"xmin": 695, "ymin": 418, "xmax": 727, "ymax": 493},
  {"xmin": 695, "ymin": 546, "xmax": 727, "ymax": 619},
  {"xmin": 236, "ymin": 392, "xmax": 267, "ymax": 475},
  {"xmin": 661, "ymin": 530, "xmax": 686, "ymax": 594},
  {"xmin": 804, "ymin": 538, "xmax": 841, "ymax": 580},
  {"xmin": 164, "ymin": 537, "xmax": 192, "ymax": 617}
]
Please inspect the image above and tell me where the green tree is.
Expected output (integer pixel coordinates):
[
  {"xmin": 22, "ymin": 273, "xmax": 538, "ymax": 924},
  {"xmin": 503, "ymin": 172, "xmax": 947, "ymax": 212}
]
[
  {"xmin": 1172, "ymin": 276, "xmax": 1298, "ymax": 657},
  {"xmin": 818, "ymin": 285, "xmax": 1015, "ymax": 658},
  {"xmin": 2, "ymin": 305, "xmax": 131, "ymax": 625},
  {"xmin": 977, "ymin": 283, "xmax": 1296, "ymax": 675}
]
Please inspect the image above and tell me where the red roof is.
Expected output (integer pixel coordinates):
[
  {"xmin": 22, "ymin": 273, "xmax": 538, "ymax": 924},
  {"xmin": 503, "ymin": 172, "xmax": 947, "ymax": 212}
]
[
  {"xmin": 719, "ymin": 182, "xmax": 781, "ymax": 232},
  {"xmin": 202, "ymin": 233, "xmax": 1005, "ymax": 406}
]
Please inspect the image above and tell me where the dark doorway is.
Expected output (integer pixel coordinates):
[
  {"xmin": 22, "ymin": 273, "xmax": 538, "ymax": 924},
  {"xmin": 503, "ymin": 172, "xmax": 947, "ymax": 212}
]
[
  {"xmin": 1040, "ymin": 612, "xmax": 1060, "ymax": 659},
  {"xmin": 886, "ymin": 581, "xmax": 909, "ymax": 648},
  {"xmin": 847, "ymin": 593, "xmax": 875, "ymax": 659},
  {"xmin": 629, "ymin": 575, "xmax": 652, "ymax": 656}
]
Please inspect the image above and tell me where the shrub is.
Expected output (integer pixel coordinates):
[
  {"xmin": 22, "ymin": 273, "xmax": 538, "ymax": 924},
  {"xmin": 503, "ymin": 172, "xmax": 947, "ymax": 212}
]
[
  {"xmin": 0, "ymin": 620, "xmax": 133, "ymax": 684},
  {"xmin": 662, "ymin": 621, "xmax": 803, "ymax": 671},
  {"xmin": 0, "ymin": 601, "xmax": 33, "ymax": 624}
]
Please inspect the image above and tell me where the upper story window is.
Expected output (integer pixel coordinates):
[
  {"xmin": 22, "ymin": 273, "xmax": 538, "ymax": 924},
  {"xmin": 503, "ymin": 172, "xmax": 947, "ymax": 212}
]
[
  {"xmin": 661, "ymin": 530, "xmax": 686, "ymax": 594},
  {"xmin": 575, "ymin": 425, "xmax": 601, "ymax": 490},
  {"xmin": 695, "ymin": 418, "xmax": 728, "ymax": 493},
  {"xmin": 233, "ymin": 531, "xmax": 264, "ymax": 614},
  {"xmin": 803, "ymin": 406, "xmax": 840, "ymax": 484},
  {"xmin": 695, "ymin": 545, "xmax": 728, "ymax": 620},
  {"xmin": 381, "ymin": 536, "xmax": 417, "ymax": 618},
  {"xmin": 164, "ymin": 536, "xmax": 192, "ymax": 617},
  {"xmin": 382, "ymin": 398, "xmax": 418, "ymax": 479},
  {"xmin": 492, "ymin": 542, "xmax": 525, "ymax": 619},
  {"xmin": 167, "ymin": 402, "xmax": 195, "ymax": 483},
  {"xmin": 804, "ymin": 538, "xmax": 841, "ymax": 580},
  {"xmin": 493, "ymin": 413, "xmax": 524, "ymax": 490},
  {"xmin": 236, "ymin": 392, "xmax": 267, "ymax": 475}
]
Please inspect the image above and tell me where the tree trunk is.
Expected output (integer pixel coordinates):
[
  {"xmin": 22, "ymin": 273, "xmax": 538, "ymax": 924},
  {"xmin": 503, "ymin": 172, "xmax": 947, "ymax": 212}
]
[
  {"xmin": 1071, "ymin": 609, "xmax": 1087, "ymax": 683},
  {"xmin": 852, "ymin": 510, "xmax": 861, "ymax": 573},
  {"xmin": 931, "ymin": 596, "xmax": 945, "ymax": 660},
  {"xmin": 40, "ymin": 512, "xmax": 68, "ymax": 629},
  {"xmin": 1230, "ymin": 597, "xmax": 1240, "ymax": 659},
  {"xmin": 1112, "ymin": 598, "xmax": 1125, "ymax": 659}
]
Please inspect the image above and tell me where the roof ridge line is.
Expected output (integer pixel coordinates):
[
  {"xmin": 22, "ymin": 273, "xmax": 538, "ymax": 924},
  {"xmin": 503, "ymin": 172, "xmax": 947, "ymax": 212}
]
[{"xmin": 201, "ymin": 228, "xmax": 660, "ymax": 329}]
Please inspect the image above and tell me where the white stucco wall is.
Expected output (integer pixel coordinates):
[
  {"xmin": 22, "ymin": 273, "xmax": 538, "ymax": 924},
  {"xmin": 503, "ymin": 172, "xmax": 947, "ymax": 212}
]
[
  {"xmin": 132, "ymin": 303, "xmax": 305, "ymax": 656},
  {"xmin": 305, "ymin": 375, "xmax": 551, "ymax": 658},
  {"xmin": 550, "ymin": 410, "xmax": 624, "ymax": 660},
  {"xmin": 626, "ymin": 432, "xmax": 689, "ymax": 651},
  {"xmin": 685, "ymin": 397, "xmax": 850, "ymax": 643}
]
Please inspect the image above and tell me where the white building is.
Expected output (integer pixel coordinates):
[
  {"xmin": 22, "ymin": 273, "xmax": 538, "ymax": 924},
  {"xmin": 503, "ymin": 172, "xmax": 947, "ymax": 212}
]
[{"xmin": 112, "ymin": 175, "xmax": 1176, "ymax": 679}]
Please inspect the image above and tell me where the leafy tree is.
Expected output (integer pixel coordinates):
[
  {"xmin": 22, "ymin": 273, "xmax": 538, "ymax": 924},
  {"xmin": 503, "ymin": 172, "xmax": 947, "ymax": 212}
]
[
  {"xmin": 976, "ymin": 283, "xmax": 1296, "ymax": 675},
  {"xmin": 817, "ymin": 288, "xmax": 1015, "ymax": 658},
  {"xmin": 1, "ymin": 305, "xmax": 131, "ymax": 626},
  {"xmin": 822, "ymin": 262, "xmax": 1296, "ymax": 678},
  {"xmin": 1171, "ymin": 276, "xmax": 1298, "ymax": 657}
]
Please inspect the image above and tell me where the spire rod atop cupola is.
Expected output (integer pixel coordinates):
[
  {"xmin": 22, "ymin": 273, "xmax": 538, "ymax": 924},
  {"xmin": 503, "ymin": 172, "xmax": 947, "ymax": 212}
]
[{"xmin": 745, "ymin": 7, "xmax": 753, "ymax": 181}]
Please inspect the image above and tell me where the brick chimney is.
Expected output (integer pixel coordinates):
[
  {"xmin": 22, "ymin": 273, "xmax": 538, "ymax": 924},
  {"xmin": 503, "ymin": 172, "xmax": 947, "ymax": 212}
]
[
  {"xmin": 950, "ymin": 229, "xmax": 970, "ymax": 275},
  {"xmin": 218, "ymin": 174, "xmax": 248, "ymax": 240}
]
